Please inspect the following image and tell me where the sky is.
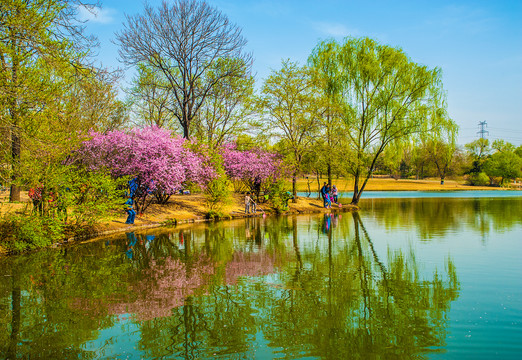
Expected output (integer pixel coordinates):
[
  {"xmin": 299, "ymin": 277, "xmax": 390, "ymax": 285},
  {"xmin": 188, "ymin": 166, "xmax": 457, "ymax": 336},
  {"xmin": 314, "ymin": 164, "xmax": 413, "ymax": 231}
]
[{"xmin": 79, "ymin": 0, "xmax": 522, "ymax": 146}]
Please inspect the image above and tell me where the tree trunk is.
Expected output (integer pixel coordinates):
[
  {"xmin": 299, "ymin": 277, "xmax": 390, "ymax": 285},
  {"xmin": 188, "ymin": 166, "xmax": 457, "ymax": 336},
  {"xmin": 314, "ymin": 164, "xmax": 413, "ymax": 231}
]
[
  {"xmin": 327, "ymin": 162, "xmax": 332, "ymax": 187},
  {"xmin": 9, "ymin": 128, "xmax": 21, "ymax": 202},
  {"xmin": 316, "ymin": 170, "xmax": 321, "ymax": 199},
  {"xmin": 292, "ymin": 173, "xmax": 297, "ymax": 203},
  {"xmin": 351, "ymin": 174, "xmax": 360, "ymax": 205},
  {"xmin": 183, "ymin": 124, "xmax": 190, "ymax": 139}
]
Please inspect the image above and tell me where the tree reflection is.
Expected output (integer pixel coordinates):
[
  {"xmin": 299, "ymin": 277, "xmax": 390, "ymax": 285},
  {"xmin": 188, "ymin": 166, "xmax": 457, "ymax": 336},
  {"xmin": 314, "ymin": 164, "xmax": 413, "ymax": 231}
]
[
  {"xmin": 365, "ymin": 197, "xmax": 522, "ymax": 240},
  {"xmin": 132, "ymin": 213, "xmax": 460, "ymax": 359},
  {"xmin": 258, "ymin": 212, "xmax": 460, "ymax": 359},
  {"xmin": 0, "ymin": 210, "xmax": 462, "ymax": 359}
]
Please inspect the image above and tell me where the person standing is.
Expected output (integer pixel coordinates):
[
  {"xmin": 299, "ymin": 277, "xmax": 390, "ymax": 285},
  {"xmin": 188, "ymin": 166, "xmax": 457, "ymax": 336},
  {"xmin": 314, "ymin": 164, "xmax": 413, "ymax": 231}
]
[
  {"xmin": 125, "ymin": 195, "xmax": 136, "ymax": 224},
  {"xmin": 245, "ymin": 192, "xmax": 252, "ymax": 214},
  {"xmin": 325, "ymin": 191, "xmax": 332, "ymax": 209},
  {"xmin": 332, "ymin": 185, "xmax": 338, "ymax": 204}
]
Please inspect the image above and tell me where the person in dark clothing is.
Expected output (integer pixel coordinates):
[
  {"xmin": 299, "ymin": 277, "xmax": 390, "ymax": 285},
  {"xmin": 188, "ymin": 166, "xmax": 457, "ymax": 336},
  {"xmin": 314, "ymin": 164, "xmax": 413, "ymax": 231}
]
[{"xmin": 125, "ymin": 195, "xmax": 136, "ymax": 224}]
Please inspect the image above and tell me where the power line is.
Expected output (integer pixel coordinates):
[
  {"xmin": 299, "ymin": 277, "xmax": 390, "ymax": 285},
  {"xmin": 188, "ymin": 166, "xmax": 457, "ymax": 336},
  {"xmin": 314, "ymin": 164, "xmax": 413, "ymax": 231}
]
[{"xmin": 488, "ymin": 126, "xmax": 522, "ymax": 134}]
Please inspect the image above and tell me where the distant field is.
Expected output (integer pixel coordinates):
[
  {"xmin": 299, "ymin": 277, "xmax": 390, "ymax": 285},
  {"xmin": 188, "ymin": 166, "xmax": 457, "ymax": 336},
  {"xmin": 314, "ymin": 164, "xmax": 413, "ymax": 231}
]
[{"xmin": 290, "ymin": 177, "xmax": 503, "ymax": 192}]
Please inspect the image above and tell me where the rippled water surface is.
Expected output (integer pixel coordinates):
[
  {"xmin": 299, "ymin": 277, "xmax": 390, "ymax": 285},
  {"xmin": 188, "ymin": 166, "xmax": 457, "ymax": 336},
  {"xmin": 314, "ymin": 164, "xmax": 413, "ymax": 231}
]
[{"xmin": 1, "ymin": 195, "xmax": 521, "ymax": 359}]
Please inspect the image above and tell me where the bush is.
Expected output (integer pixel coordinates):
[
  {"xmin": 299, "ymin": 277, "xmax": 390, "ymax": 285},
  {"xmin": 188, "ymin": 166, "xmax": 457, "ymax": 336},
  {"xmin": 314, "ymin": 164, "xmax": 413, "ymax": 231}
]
[
  {"xmin": 1, "ymin": 166, "xmax": 127, "ymax": 254},
  {"xmin": 467, "ymin": 172, "xmax": 490, "ymax": 186},
  {"xmin": 268, "ymin": 180, "xmax": 291, "ymax": 213},
  {"xmin": 0, "ymin": 214, "xmax": 64, "ymax": 253},
  {"xmin": 205, "ymin": 155, "xmax": 232, "ymax": 213}
]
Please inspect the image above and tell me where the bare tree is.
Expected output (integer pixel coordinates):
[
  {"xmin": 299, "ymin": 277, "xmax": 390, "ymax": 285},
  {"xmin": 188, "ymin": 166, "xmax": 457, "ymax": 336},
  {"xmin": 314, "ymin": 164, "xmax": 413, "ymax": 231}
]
[{"xmin": 116, "ymin": 0, "xmax": 253, "ymax": 139}]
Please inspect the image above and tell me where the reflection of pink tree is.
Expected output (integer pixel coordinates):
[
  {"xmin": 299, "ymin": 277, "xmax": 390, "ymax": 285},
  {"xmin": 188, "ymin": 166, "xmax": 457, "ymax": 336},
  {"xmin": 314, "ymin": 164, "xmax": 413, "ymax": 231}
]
[
  {"xmin": 109, "ymin": 255, "xmax": 215, "ymax": 321},
  {"xmin": 223, "ymin": 251, "xmax": 279, "ymax": 285},
  {"xmin": 71, "ymin": 250, "xmax": 282, "ymax": 321}
]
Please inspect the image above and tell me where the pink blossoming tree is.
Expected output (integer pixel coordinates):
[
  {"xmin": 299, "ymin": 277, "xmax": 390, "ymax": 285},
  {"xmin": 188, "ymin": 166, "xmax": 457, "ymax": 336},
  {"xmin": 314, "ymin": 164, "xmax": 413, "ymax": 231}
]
[
  {"xmin": 80, "ymin": 127, "xmax": 212, "ymax": 213},
  {"xmin": 220, "ymin": 143, "xmax": 285, "ymax": 198}
]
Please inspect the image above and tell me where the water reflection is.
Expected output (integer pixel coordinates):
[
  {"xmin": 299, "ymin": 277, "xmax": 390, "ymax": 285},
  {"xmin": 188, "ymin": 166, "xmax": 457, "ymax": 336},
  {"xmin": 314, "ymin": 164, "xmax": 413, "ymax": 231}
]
[
  {"xmin": 0, "ymin": 199, "xmax": 476, "ymax": 359},
  {"xmin": 364, "ymin": 197, "xmax": 522, "ymax": 241}
]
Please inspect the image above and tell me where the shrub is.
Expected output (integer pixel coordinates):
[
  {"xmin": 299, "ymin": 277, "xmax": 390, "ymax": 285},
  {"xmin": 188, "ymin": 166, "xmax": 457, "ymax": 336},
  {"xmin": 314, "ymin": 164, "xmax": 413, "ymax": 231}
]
[
  {"xmin": 467, "ymin": 172, "xmax": 490, "ymax": 186},
  {"xmin": 0, "ymin": 214, "xmax": 64, "ymax": 253},
  {"xmin": 267, "ymin": 179, "xmax": 291, "ymax": 213}
]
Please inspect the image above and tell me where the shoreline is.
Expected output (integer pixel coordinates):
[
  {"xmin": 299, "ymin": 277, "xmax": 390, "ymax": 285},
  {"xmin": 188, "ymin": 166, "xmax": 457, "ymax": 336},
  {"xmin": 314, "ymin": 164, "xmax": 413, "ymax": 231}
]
[
  {"xmin": 79, "ymin": 195, "xmax": 358, "ymax": 244},
  {"xmin": 64, "ymin": 185, "xmax": 521, "ymax": 247},
  {"xmin": 1, "ymin": 178, "xmax": 519, "ymax": 255}
]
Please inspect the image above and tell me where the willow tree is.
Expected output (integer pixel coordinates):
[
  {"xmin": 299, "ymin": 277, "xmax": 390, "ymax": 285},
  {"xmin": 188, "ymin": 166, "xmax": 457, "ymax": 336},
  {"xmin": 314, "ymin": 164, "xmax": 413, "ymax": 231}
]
[
  {"xmin": 309, "ymin": 40, "xmax": 345, "ymax": 185},
  {"xmin": 422, "ymin": 122, "xmax": 459, "ymax": 185},
  {"xmin": 313, "ymin": 37, "xmax": 453, "ymax": 205},
  {"xmin": 116, "ymin": 0, "xmax": 252, "ymax": 139},
  {"xmin": 260, "ymin": 60, "xmax": 321, "ymax": 200}
]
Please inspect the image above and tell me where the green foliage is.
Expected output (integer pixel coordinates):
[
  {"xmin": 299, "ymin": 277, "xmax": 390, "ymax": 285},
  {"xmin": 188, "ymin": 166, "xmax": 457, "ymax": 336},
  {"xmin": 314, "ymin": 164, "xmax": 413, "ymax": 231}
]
[
  {"xmin": 162, "ymin": 218, "xmax": 178, "ymax": 226},
  {"xmin": 465, "ymin": 139, "xmax": 490, "ymax": 174},
  {"xmin": 260, "ymin": 60, "xmax": 321, "ymax": 197},
  {"xmin": 193, "ymin": 58, "xmax": 256, "ymax": 148},
  {"xmin": 0, "ymin": 213, "xmax": 63, "ymax": 253},
  {"xmin": 0, "ymin": 164, "xmax": 126, "ymax": 253},
  {"xmin": 267, "ymin": 179, "xmax": 292, "ymax": 213},
  {"xmin": 0, "ymin": 0, "xmax": 105, "ymax": 202},
  {"xmin": 310, "ymin": 37, "xmax": 453, "ymax": 204},
  {"xmin": 128, "ymin": 62, "xmax": 179, "ymax": 130},
  {"xmin": 63, "ymin": 168, "xmax": 128, "ymax": 226},
  {"xmin": 466, "ymin": 172, "xmax": 490, "ymax": 186},
  {"xmin": 205, "ymin": 210, "xmax": 231, "ymax": 220},
  {"xmin": 205, "ymin": 154, "xmax": 232, "ymax": 213},
  {"xmin": 483, "ymin": 150, "xmax": 522, "ymax": 185}
]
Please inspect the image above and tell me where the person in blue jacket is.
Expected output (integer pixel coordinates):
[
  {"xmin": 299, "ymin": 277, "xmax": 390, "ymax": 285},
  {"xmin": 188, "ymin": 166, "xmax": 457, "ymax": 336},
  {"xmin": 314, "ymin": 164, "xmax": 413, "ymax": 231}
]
[{"xmin": 125, "ymin": 195, "xmax": 136, "ymax": 224}]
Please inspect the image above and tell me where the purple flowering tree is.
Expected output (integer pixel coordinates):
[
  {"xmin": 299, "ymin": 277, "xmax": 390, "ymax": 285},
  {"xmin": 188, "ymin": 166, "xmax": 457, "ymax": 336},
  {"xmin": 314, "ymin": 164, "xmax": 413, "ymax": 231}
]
[
  {"xmin": 221, "ymin": 143, "xmax": 284, "ymax": 199},
  {"xmin": 80, "ymin": 127, "xmax": 211, "ymax": 213}
]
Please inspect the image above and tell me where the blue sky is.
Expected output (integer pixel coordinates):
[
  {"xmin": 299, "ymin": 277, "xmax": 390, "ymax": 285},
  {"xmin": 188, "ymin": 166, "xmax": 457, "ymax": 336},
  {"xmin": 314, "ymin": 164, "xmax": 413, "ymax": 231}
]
[{"xmin": 80, "ymin": 0, "xmax": 522, "ymax": 146}]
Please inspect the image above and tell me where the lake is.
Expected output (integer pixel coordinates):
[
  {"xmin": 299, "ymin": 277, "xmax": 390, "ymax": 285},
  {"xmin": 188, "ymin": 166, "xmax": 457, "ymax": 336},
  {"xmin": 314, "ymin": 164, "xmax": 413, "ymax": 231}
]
[{"xmin": 1, "ymin": 193, "xmax": 521, "ymax": 359}]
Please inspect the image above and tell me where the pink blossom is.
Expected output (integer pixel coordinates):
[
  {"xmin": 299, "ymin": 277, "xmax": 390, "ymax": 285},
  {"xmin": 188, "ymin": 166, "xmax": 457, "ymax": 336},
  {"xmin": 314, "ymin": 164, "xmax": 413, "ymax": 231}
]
[
  {"xmin": 220, "ymin": 143, "xmax": 284, "ymax": 192},
  {"xmin": 79, "ymin": 127, "xmax": 213, "ymax": 211}
]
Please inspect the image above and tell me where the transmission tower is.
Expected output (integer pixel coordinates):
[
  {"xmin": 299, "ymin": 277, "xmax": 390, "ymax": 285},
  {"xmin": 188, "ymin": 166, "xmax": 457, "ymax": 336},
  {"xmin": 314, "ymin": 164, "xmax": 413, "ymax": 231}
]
[{"xmin": 477, "ymin": 121, "xmax": 489, "ymax": 139}]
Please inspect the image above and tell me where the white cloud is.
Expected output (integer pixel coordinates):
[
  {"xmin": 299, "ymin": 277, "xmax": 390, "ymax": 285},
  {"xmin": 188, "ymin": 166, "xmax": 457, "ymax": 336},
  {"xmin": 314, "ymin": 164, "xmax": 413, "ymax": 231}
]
[
  {"xmin": 78, "ymin": 5, "xmax": 116, "ymax": 24},
  {"xmin": 313, "ymin": 21, "xmax": 358, "ymax": 38}
]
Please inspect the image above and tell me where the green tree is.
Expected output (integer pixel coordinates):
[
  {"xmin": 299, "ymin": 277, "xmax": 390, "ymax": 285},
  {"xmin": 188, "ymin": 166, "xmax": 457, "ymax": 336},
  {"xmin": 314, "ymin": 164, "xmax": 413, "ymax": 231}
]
[
  {"xmin": 192, "ymin": 58, "xmax": 256, "ymax": 149},
  {"xmin": 260, "ymin": 60, "xmax": 321, "ymax": 200},
  {"xmin": 0, "ymin": 0, "xmax": 98, "ymax": 202},
  {"xmin": 483, "ymin": 147, "xmax": 522, "ymax": 186},
  {"xmin": 515, "ymin": 145, "xmax": 522, "ymax": 158},
  {"xmin": 465, "ymin": 138, "xmax": 490, "ymax": 173},
  {"xmin": 422, "ymin": 119, "xmax": 459, "ymax": 184},
  {"xmin": 312, "ymin": 37, "xmax": 452, "ymax": 205},
  {"xmin": 309, "ymin": 40, "xmax": 345, "ymax": 185},
  {"xmin": 127, "ymin": 63, "xmax": 178, "ymax": 130},
  {"xmin": 491, "ymin": 139, "xmax": 515, "ymax": 153}
]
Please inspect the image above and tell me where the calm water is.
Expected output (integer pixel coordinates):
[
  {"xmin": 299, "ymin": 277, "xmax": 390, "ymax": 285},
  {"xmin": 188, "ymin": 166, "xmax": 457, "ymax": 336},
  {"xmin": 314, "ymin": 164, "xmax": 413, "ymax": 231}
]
[{"xmin": 1, "ymin": 194, "xmax": 521, "ymax": 359}]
